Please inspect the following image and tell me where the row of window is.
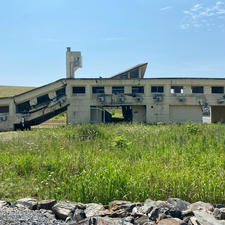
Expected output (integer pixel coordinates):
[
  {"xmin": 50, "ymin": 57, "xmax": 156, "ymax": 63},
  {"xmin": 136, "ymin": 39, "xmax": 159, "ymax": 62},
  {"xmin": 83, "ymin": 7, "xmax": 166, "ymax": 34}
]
[{"xmin": 72, "ymin": 86, "xmax": 225, "ymax": 94}]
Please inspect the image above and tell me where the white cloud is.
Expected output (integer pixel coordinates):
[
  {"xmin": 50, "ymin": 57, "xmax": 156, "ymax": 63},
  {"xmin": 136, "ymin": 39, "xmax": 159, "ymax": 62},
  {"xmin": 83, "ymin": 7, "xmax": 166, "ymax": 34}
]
[
  {"xmin": 181, "ymin": 1, "xmax": 225, "ymax": 29},
  {"xmin": 160, "ymin": 6, "xmax": 172, "ymax": 11}
]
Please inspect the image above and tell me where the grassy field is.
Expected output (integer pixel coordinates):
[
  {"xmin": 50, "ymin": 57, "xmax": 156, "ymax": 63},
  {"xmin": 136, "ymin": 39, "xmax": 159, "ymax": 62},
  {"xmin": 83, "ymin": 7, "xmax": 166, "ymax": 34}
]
[
  {"xmin": 0, "ymin": 123, "xmax": 224, "ymax": 204},
  {"xmin": 0, "ymin": 86, "xmax": 35, "ymax": 97}
]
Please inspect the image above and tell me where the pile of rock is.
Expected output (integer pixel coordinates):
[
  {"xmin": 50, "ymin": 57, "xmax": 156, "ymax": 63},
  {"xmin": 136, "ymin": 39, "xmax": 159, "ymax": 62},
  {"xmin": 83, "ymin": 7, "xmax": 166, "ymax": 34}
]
[{"xmin": 0, "ymin": 198, "xmax": 225, "ymax": 225}]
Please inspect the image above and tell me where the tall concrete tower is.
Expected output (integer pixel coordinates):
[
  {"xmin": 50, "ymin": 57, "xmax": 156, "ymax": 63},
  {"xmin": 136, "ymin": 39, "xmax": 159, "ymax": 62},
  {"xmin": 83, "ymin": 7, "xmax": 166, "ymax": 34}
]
[{"xmin": 66, "ymin": 47, "xmax": 82, "ymax": 78}]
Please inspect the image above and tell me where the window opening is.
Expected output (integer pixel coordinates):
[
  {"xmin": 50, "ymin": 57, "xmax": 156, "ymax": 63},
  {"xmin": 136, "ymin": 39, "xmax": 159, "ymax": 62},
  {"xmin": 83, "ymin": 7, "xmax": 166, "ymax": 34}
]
[
  {"xmin": 0, "ymin": 105, "xmax": 9, "ymax": 113},
  {"xmin": 132, "ymin": 86, "xmax": 144, "ymax": 94},
  {"xmin": 171, "ymin": 86, "xmax": 183, "ymax": 94},
  {"xmin": 192, "ymin": 86, "xmax": 204, "ymax": 93},
  {"xmin": 73, "ymin": 86, "xmax": 85, "ymax": 94},
  {"xmin": 212, "ymin": 86, "xmax": 224, "ymax": 94},
  {"xmin": 56, "ymin": 87, "xmax": 66, "ymax": 98},
  {"xmin": 151, "ymin": 86, "xmax": 164, "ymax": 93},
  {"xmin": 112, "ymin": 86, "xmax": 124, "ymax": 94},
  {"xmin": 16, "ymin": 101, "xmax": 30, "ymax": 113},
  {"xmin": 37, "ymin": 94, "xmax": 50, "ymax": 105},
  {"xmin": 130, "ymin": 68, "xmax": 139, "ymax": 78},
  {"xmin": 92, "ymin": 86, "xmax": 104, "ymax": 94}
]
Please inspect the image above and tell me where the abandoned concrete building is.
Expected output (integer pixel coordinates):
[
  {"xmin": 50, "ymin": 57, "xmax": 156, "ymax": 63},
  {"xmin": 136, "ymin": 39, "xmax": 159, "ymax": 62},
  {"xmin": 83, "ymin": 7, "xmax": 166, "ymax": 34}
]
[{"xmin": 0, "ymin": 47, "xmax": 225, "ymax": 131}]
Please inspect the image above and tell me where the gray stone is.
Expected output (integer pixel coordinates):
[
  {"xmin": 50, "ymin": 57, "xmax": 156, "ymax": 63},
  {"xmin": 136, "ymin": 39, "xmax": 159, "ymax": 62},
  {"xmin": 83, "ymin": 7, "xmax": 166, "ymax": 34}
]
[
  {"xmin": 213, "ymin": 208, "xmax": 225, "ymax": 220},
  {"xmin": 52, "ymin": 201, "xmax": 83, "ymax": 220},
  {"xmin": 84, "ymin": 203, "xmax": 106, "ymax": 217},
  {"xmin": 193, "ymin": 210, "xmax": 225, "ymax": 225},
  {"xmin": 0, "ymin": 200, "xmax": 10, "ymax": 208},
  {"xmin": 14, "ymin": 198, "xmax": 38, "ymax": 210},
  {"xmin": 167, "ymin": 198, "xmax": 190, "ymax": 211},
  {"xmin": 125, "ymin": 216, "xmax": 134, "ymax": 223},
  {"xmin": 72, "ymin": 208, "xmax": 86, "ymax": 222},
  {"xmin": 74, "ymin": 216, "xmax": 133, "ymax": 225},
  {"xmin": 37, "ymin": 199, "xmax": 57, "ymax": 210},
  {"xmin": 157, "ymin": 218, "xmax": 187, "ymax": 225},
  {"xmin": 109, "ymin": 200, "xmax": 142, "ymax": 213},
  {"xmin": 188, "ymin": 201, "xmax": 214, "ymax": 212},
  {"xmin": 39, "ymin": 209, "xmax": 56, "ymax": 220},
  {"xmin": 134, "ymin": 215, "xmax": 150, "ymax": 224}
]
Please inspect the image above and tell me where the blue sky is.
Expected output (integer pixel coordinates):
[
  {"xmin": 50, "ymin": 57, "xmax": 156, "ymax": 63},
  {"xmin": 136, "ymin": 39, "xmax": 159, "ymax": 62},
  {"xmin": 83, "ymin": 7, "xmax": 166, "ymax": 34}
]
[{"xmin": 0, "ymin": 0, "xmax": 224, "ymax": 86}]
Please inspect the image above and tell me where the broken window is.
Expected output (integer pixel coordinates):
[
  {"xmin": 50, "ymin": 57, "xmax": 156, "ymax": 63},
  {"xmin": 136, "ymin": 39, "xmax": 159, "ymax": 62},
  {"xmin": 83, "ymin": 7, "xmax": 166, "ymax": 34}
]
[
  {"xmin": 112, "ymin": 86, "xmax": 124, "ymax": 94},
  {"xmin": 16, "ymin": 101, "xmax": 30, "ymax": 113},
  {"xmin": 212, "ymin": 86, "xmax": 224, "ymax": 94},
  {"xmin": 0, "ymin": 105, "xmax": 9, "ymax": 113},
  {"xmin": 151, "ymin": 86, "xmax": 164, "ymax": 93},
  {"xmin": 132, "ymin": 86, "xmax": 144, "ymax": 94},
  {"xmin": 130, "ymin": 68, "xmax": 139, "ymax": 78},
  {"xmin": 37, "ymin": 94, "xmax": 50, "ymax": 105},
  {"xmin": 192, "ymin": 86, "xmax": 204, "ymax": 93},
  {"xmin": 73, "ymin": 86, "xmax": 85, "ymax": 94},
  {"xmin": 171, "ymin": 86, "xmax": 183, "ymax": 94},
  {"xmin": 92, "ymin": 86, "xmax": 104, "ymax": 94},
  {"xmin": 56, "ymin": 87, "xmax": 66, "ymax": 98}
]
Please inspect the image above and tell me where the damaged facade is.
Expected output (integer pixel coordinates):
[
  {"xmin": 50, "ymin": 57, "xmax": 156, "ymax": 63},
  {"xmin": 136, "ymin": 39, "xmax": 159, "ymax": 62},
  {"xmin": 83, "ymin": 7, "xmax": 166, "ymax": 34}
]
[{"xmin": 0, "ymin": 48, "xmax": 225, "ymax": 131}]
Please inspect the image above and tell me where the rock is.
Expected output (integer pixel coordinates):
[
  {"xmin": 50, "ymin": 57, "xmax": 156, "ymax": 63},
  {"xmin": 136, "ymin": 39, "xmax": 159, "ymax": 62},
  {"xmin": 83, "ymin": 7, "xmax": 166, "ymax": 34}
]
[
  {"xmin": 14, "ymin": 198, "xmax": 38, "ymax": 210},
  {"xmin": 134, "ymin": 215, "xmax": 150, "ymax": 224},
  {"xmin": 125, "ymin": 216, "xmax": 134, "ymax": 223},
  {"xmin": 84, "ymin": 203, "xmax": 106, "ymax": 217},
  {"xmin": 214, "ymin": 204, "xmax": 225, "ymax": 209},
  {"xmin": 39, "ymin": 209, "xmax": 56, "ymax": 220},
  {"xmin": 37, "ymin": 199, "xmax": 57, "ymax": 210},
  {"xmin": 110, "ymin": 209, "xmax": 127, "ymax": 218},
  {"xmin": 52, "ymin": 201, "xmax": 84, "ymax": 220},
  {"xmin": 193, "ymin": 210, "xmax": 225, "ymax": 225},
  {"xmin": 143, "ymin": 200, "xmax": 182, "ymax": 221},
  {"xmin": 189, "ymin": 216, "xmax": 199, "ymax": 225},
  {"xmin": 72, "ymin": 208, "xmax": 86, "ymax": 222},
  {"xmin": 0, "ymin": 200, "xmax": 10, "ymax": 208},
  {"xmin": 213, "ymin": 208, "xmax": 225, "ymax": 220},
  {"xmin": 188, "ymin": 201, "xmax": 214, "ymax": 212},
  {"xmin": 109, "ymin": 200, "xmax": 142, "ymax": 213},
  {"xmin": 167, "ymin": 198, "xmax": 190, "ymax": 211},
  {"xmin": 181, "ymin": 209, "xmax": 194, "ymax": 218},
  {"xmin": 74, "ymin": 216, "xmax": 133, "ymax": 225},
  {"xmin": 157, "ymin": 218, "xmax": 187, "ymax": 225}
]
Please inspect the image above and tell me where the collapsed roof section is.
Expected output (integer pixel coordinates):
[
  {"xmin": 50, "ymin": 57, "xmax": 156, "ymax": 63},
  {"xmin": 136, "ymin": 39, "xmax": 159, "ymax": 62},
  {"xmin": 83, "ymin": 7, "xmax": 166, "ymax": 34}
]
[{"xmin": 109, "ymin": 63, "xmax": 148, "ymax": 79}]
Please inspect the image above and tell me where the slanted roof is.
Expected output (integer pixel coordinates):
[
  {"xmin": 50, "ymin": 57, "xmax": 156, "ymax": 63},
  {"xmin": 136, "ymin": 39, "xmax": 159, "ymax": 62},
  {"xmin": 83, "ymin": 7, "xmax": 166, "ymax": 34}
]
[{"xmin": 109, "ymin": 63, "xmax": 148, "ymax": 79}]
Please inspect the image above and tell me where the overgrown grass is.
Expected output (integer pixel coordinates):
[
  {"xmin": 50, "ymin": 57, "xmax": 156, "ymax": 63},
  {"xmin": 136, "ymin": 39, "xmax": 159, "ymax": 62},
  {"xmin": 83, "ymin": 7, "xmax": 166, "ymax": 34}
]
[
  {"xmin": 0, "ymin": 86, "xmax": 35, "ymax": 97},
  {"xmin": 0, "ymin": 123, "xmax": 224, "ymax": 204}
]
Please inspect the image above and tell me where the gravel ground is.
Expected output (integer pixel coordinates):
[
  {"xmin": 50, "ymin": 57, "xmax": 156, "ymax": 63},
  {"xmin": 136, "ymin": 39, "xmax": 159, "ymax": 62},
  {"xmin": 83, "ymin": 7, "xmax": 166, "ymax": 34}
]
[{"xmin": 0, "ymin": 207, "xmax": 66, "ymax": 225}]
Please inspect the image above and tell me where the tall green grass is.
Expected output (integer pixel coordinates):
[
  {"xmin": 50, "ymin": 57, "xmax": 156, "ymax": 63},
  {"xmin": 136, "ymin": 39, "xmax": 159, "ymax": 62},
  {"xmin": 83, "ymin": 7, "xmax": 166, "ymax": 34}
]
[{"xmin": 0, "ymin": 123, "xmax": 224, "ymax": 204}]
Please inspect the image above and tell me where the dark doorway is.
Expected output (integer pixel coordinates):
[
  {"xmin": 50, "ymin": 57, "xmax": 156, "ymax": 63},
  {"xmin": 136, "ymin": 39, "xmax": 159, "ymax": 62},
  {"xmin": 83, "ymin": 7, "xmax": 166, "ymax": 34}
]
[{"xmin": 104, "ymin": 106, "xmax": 132, "ymax": 122}]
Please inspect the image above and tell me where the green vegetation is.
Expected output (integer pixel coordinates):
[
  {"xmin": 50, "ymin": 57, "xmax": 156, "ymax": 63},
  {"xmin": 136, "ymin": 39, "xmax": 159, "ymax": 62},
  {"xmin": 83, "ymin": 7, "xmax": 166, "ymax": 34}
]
[
  {"xmin": 48, "ymin": 112, "xmax": 67, "ymax": 123},
  {"xmin": 0, "ymin": 86, "xmax": 35, "ymax": 97},
  {"xmin": 0, "ymin": 123, "xmax": 224, "ymax": 204}
]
